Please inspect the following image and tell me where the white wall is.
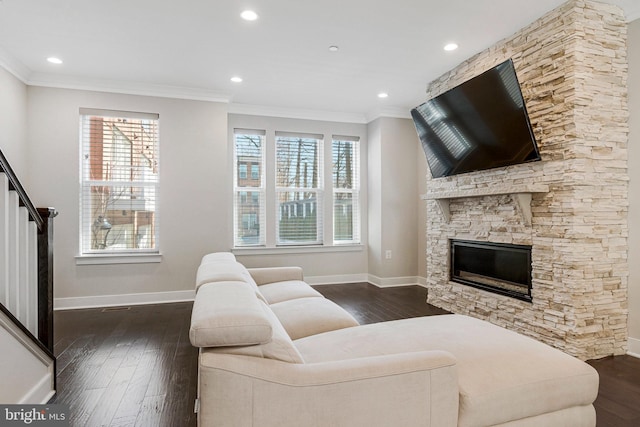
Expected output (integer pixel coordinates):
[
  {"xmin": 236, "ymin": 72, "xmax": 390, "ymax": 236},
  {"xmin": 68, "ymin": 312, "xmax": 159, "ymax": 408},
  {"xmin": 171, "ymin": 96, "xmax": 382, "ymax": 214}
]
[
  {"xmin": 0, "ymin": 67, "xmax": 28, "ymax": 180},
  {"xmin": 26, "ymin": 87, "xmax": 229, "ymax": 303},
  {"xmin": 367, "ymin": 117, "xmax": 422, "ymax": 283},
  {"xmin": 0, "ymin": 311, "xmax": 55, "ymax": 403},
  {"xmin": 7, "ymin": 70, "xmax": 428, "ymax": 304},
  {"xmin": 1, "ymin": 69, "xmax": 55, "ymax": 404},
  {"xmin": 19, "ymin": 86, "xmax": 426, "ymax": 304},
  {"xmin": 228, "ymin": 114, "xmax": 369, "ymax": 279},
  {"xmin": 628, "ymin": 18, "xmax": 640, "ymax": 356},
  {"xmin": 367, "ymin": 119, "xmax": 383, "ymax": 277}
]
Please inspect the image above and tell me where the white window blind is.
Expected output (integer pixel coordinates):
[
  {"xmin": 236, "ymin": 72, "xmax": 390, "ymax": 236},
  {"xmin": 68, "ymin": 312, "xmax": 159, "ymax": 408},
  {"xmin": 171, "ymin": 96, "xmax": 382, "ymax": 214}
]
[
  {"xmin": 275, "ymin": 132, "xmax": 323, "ymax": 245},
  {"xmin": 332, "ymin": 136, "xmax": 360, "ymax": 244},
  {"xmin": 79, "ymin": 109, "xmax": 159, "ymax": 254},
  {"xmin": 233, "ymin": 129, "xmax": 266, "ymax": 247}
]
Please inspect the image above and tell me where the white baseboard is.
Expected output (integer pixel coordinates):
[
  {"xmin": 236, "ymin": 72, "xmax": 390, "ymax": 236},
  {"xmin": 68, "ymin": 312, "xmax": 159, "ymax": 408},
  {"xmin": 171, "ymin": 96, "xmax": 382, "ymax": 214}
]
[
  {"xmin": 52, "ymin": 275, "xmax": 422, "ymax": 309},
  {"xmin": 628, "ymin": 337, "xmax": 640, "ymax": 358},
  {"xmin": 52, "ymin": 276, "xmax": 426, "ymax": 309},
  {"xmin": 19, "ymin": 372, "xmax": 55, "ymax": 404},
  {"xmin": 54, "ymin": 290, "xmax": 195, "ymax": 311},
  {"xmin": 307, "ymin": 273, "xmax": 423, "ymax": 288},
  {"xmin": 305, "ymin": 274, "xmax": 369, "ymax": 285},
  {"xmin": 367, "ymin": 274, "xmax": 422, "ymax": 288}
]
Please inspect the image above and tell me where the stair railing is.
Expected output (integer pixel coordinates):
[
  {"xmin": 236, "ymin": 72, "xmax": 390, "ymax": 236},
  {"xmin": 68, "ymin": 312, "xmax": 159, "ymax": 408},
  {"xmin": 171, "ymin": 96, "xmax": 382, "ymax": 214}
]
[{"xmin": 0, "ymin": 148, "xmax": 56, "ymax": 355}]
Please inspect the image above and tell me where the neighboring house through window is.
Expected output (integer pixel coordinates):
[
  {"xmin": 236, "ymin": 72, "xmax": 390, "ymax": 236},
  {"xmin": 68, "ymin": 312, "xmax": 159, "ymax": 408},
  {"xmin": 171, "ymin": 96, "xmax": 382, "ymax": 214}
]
[
  {"xmin": 275, "ymin": 132, "xmax": 323, "ymax": 245},
  {"xmin": 233, "ymin": 129, "xmax": 265, "ymax": 246},
  {"xmin": 332, "ymin": 136, "xmax": 360, "ymax": 244},
  {"xmin": 233, "ymin": 128, "xmax": 360, "ymax": 249},
  {"xmin": 79, "ymin": 108, "xmax": 159, "ymax": 255}
]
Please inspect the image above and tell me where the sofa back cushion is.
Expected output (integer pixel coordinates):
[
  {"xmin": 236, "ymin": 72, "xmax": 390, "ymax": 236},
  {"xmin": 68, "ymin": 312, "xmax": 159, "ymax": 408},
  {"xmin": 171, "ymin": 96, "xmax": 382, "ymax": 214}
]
[
  {"xmin": 190, "ymin": 281, "xmax": 304, "ymax": 364},
  {"xmin": 210, "ymin": 300, "xmax": 304, "ymax": 364},
  {"xmin": 190, "ymin": 281, "xmax": 272, "ymax": 347},
  {"xmin": 200, "ymin": 252, "xmax": 237, "ymax": 264},
  {"xmin": 196, "ymin": 261, "xmax": 251, "ymax": 291},
  {"xmin": 196, "ymin": 260, "xmax": 266, "ymax": 302}
]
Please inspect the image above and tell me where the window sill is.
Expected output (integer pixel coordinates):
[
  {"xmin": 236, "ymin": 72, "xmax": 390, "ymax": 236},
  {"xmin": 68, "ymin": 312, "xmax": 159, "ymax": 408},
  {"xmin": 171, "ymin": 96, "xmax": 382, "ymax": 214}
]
[
  {"xmin": 75, "ymin": 253, "xmax": 163, "ymax": 265},
  {"xmin": 232, "ymin": 244, "xmax": 363, "ymax": 256}
]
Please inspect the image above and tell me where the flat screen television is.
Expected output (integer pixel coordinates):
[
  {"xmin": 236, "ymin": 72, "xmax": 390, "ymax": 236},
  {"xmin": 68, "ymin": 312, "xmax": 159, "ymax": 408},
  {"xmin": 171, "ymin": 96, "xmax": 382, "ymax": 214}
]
[{"xmin": 411, "ymin": 59, "xmax": 541, "ymax": 179}]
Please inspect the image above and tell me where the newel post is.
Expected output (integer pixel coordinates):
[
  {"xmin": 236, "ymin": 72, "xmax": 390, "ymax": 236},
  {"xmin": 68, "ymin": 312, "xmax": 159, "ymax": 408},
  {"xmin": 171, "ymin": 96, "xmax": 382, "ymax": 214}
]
[{"xmin": 37, "ymin": 207, "xmax": 57, "ymax": 353}]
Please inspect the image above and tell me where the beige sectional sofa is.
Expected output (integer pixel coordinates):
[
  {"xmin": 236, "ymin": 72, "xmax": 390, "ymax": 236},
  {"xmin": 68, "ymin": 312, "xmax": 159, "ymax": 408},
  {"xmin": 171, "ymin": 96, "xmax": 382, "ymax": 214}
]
[{"xmin": 190, "ymin": 253, "xmax": 599, "ymax": 427}]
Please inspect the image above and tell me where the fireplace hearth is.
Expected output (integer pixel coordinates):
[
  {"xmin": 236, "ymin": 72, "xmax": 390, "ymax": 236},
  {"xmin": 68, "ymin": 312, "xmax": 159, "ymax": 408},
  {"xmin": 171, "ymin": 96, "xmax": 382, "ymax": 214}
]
[{"xmin": 450, "ymin": 240, "xmax": 532, "ymax": 302}]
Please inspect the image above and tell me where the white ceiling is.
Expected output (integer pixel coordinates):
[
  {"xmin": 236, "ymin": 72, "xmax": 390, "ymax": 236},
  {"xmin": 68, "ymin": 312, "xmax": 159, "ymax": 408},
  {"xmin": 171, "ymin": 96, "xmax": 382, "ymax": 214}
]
[{"xmin": 0, "ymin": 0, "xmax": 637, "ymax": 122}]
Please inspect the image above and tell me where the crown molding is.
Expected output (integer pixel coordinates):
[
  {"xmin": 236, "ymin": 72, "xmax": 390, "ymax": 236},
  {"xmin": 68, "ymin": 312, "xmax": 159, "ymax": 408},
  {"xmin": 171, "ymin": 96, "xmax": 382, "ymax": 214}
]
[
  {"xmin": 0, "ymin": 47, "xmax": 31, "ymax": 83},
  {"xmin": 228, "ymin": 103, "xmax": 367, "ymax": 124},
  {"xmin": 364, "ymin": 106, "xmax": 412, "ymax": 123},
  {"xmin": 26, "ymin": 72, "xmax": 231, "ymax": 103},
  {"xmin": 0, "ymin": 49, "xmax": 231, "ymax": 103},
  {"xmin": 228, "ymin": 104, "xmax": 414, "ymax": 125}
]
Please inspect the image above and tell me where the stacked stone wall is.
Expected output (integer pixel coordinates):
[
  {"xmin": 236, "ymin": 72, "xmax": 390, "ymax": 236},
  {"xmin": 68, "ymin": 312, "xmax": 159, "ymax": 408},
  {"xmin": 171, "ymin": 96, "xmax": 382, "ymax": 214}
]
[{"xmin": 424, "ymin": 0, "xmax": 628, "ymax": 359}]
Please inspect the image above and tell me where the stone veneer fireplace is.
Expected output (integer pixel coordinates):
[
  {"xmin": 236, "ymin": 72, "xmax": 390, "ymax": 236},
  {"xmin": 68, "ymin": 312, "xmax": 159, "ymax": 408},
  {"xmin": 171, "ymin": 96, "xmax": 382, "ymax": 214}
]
[{"xmin": 423, "ymin": 0, "xmax": 629, "ymax": 360}]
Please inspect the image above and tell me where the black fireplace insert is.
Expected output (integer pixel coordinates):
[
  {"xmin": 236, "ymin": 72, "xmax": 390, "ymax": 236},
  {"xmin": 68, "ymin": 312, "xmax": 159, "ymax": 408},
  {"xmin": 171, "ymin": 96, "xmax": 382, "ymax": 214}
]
[{"xmin": 450, "ymin": 239, "xmax": 532, "ymax": 302}]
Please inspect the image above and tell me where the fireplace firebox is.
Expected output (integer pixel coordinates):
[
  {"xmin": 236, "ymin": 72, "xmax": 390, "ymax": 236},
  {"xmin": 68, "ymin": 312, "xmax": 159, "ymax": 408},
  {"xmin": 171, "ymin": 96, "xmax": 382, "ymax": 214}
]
[{"xmin": 450, "ymin": 240, "xmax": 532, "ymax": 302}]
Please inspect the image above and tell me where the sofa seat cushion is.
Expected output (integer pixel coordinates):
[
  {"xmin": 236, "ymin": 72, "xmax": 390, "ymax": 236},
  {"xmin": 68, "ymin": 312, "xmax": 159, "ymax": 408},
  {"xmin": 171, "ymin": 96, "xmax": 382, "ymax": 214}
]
[
  {"xmin": 258, "ymin": 280, "xmax": 323, "ymax": 304},
  {"xmin": 294, "ymin": 314, "xmax": 598, "ymax": 427},
  {"xmin": 269, "ymin": 297, "xmax": 359, "ymax": 340},
  {"xmin": 248, "ymin": 267, "xmax": 304, "ymax": 285},
  {"xmin": 190, "ymin": 281, "xmax": 272, "ymax": 348}
]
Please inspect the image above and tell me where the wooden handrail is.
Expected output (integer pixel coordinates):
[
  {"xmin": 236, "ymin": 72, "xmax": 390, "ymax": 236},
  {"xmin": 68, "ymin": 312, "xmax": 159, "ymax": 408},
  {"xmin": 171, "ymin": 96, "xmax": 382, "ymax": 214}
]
[
  {"xmin": 0, "ymin": 303, "xmax": 55, "ymax": 361},
  {"xmin": 0, "ymin": 149, "xmax": 44, "ymax": 230},
  {"xmin": 0, "ymin": 148, "xmax": 56, "ymax": 366}
]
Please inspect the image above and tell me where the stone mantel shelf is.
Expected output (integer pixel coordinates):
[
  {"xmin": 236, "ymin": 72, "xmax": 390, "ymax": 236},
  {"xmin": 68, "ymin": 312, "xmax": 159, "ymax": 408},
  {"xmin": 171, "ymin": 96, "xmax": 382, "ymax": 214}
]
[{"xmin": 420, "ymin": 184, "xmax": 549, "ymax": 226}]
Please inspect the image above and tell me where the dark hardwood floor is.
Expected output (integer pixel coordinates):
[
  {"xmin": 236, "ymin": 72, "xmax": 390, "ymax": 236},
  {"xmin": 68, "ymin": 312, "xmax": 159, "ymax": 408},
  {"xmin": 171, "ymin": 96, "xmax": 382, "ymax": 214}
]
[
  {"xmin": 51, "ymin": 283, "xmax": 640, "ymax": 426},
  {"xmin": 315, "ymin": 282, "xmax": 449, "ymax": 323},
  {"xmin": 50, "ymin": 303, "xmax": 198, "ymax": 427},
  {"xmin": 587, "ymin": 355, "xmax": 640, "ymax": 427}
]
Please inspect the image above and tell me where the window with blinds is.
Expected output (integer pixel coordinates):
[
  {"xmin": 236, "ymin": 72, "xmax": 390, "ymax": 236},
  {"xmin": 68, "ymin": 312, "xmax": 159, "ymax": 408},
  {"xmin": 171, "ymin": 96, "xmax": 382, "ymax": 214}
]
[
  {"xmin": 79, "ymin": 109, "xmax": 159, "ymax": 255},
  {"xmin": 332, "ymin": 136, "xmax": 360, "ymax": 244},
  {"xmin": 233, "ymin": 129, "xmax": 266, "ymax": 247},
  {"xmin": 275, "ymin": 132, "xmax": 323, "ymax": 245}
]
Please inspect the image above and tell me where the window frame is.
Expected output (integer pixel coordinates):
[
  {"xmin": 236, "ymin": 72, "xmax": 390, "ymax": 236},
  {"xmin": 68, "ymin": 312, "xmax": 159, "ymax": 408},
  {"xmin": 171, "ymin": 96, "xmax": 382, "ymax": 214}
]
[
  {"xmin": 233, "ymin": 130, "xmax": 266, "ymax": 247},
  {"xmin": 232, "ymin": 126, "xmax": 362, "ymax": 251},
  {"xmin": 332, "ymin": 136, "xmax": 361, "ymax": 245},
  {"xmin": 275, "ymin": 132, "xmax": 324, "ymax": 246},
  {"xmin": 239, "ymin": 164, "xmax": 248, "ymax": 180},
  {"xmin": 78, "ymin": 108, "xmax": 160, "ymax": 262}
]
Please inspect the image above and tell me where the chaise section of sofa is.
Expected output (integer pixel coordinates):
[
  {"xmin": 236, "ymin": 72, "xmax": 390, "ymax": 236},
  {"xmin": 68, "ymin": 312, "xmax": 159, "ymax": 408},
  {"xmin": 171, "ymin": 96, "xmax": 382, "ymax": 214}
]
[
  {"xmin": 294, "ymin": 314, "xmax": 598, "ymax": 427},
  {"xmin": 190, "ymin": 253, "xmax": 599, "ymax": 427}
]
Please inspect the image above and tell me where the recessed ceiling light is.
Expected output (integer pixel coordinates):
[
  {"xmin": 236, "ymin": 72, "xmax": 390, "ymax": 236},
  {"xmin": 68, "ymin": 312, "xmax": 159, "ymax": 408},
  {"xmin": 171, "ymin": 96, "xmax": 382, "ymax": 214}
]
[
  {"xmin": 377, "ymin": 92, "xmax": 388, "ymax": 99},
  {"xmin": 444, "ymin": 43, "xmax": 459, "ymax": 51},
  {"xmin": 230, "ymin": 76, "xmax": 243, "ymax": 83},
  {"xmin": 328, "ymin": 45, "xmax": 339, "ymax": 52},
  {"xmin": 47, "ymin": 57, "xmax": 63, "ymax": 64},
  {"xmin": 241, "ymin": 10, "xmax": 258, "ymax": 21}
]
